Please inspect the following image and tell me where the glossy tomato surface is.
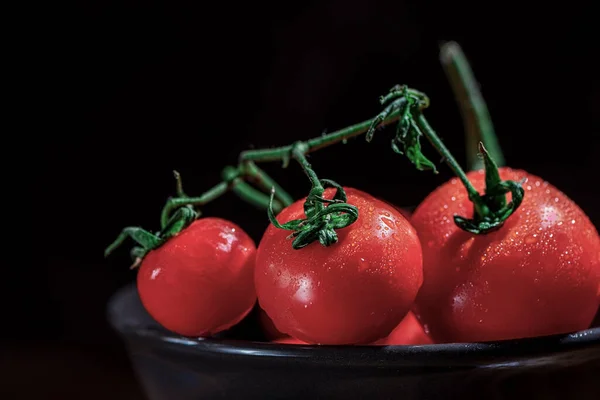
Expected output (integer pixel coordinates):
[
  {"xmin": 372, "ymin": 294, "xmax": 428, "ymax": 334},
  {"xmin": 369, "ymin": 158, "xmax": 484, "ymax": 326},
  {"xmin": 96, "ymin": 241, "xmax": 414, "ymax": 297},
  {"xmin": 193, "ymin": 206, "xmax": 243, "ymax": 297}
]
[
  {"xmin": 137, "ymin": 217, "xmax": 257, "ymax": 337},
  {"xmin": 411, "ymin": 168, "xmax": 600, "ymax": 343},
  {"xmin": 255, "ymin": 187, "xmax": 423, "ymax": 345},
  {"xmin": 375, "ymin": 311, "xmax": 433, "ymax": 345}
]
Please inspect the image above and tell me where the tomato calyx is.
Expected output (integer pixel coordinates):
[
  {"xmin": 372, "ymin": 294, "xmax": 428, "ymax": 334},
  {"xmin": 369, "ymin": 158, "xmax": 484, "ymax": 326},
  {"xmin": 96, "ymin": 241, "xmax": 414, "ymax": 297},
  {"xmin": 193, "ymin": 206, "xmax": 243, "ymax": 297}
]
[
  {"xmin": 366, "ymin": 85, "xmax": 438, "ymax": 173},
  {"xmin": 267, "ymin": 142, "xmax": 359, "ymax": 250},
  {"xmin": 104, "ymin": 206, "xmax": 198, "ymax": 268},
  {"xmin": 453, "ymin": 143, "xmax": 525, "ymax": 235}
]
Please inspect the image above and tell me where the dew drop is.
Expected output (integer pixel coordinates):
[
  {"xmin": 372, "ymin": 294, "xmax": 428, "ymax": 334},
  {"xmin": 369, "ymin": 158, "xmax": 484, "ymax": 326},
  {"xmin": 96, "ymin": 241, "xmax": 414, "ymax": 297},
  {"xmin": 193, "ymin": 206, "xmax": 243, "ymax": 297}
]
[
  {"xmin": 304, "ymin": 305, "xmax": 308, "ymax": 308},
  {"xmin": 381, "ymin": 217, "xmax": 395, "ymax": 229},
  {"xmin": 451, "ymin": 196, "xmax": 456, "ymax": 201},
  {"xmin": 277, "ymin": 271, "xmax": 281, "ymax": 276},
  {"xmin": 571, "ymin": 219, "xmax": 576, "ymax": 224},
  {"xmin": 525, "ymin": 235, "xmax": 537, "ymax": 244}
]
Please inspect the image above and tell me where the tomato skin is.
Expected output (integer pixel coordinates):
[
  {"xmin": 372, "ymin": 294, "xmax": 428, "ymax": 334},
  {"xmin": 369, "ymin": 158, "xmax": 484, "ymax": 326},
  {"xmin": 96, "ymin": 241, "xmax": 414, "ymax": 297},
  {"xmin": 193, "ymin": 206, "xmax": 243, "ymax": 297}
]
[
  {"xmin": 137, "ymin": 217, "xmax": 257, "ymax": 337},
  {"xmin": 255, "ymin": 187, "xmax": 423, "ymax": 345},
  {"xmin": 374, "ymin": 311, "xmax": 433, "ymax": 345},
  {"xmin": 411, "ymin": 168, "xmax": 600, "ymax": 343}
]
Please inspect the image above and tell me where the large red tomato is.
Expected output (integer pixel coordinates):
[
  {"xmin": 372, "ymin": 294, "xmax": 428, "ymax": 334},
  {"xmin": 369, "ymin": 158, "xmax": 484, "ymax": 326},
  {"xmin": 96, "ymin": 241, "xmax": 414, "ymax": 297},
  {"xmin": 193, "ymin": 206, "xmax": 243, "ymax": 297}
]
[
  {"xmin": 137, "ymin": 217, "xmax": 257, "ymax": 337},
  {"xmin": 255, "ymin": 187, "xmax": 423, "ymax": 345},
  {"xmin": 411, "ymin": 168, "xmax": 600, "ymax": 343}
]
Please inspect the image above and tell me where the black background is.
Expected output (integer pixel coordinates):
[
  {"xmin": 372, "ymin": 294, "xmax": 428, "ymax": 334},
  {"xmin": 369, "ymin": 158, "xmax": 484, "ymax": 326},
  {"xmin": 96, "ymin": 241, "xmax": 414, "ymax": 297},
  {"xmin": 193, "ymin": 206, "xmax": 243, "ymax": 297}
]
[{"xmin": 10, "ymin": 1, "xmax": 599, "ymax": 399}]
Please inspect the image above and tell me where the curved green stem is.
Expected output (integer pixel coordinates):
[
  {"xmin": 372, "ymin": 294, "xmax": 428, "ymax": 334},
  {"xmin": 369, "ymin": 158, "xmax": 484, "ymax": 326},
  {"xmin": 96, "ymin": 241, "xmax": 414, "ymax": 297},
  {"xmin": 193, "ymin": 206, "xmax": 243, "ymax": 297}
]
[
  {"xmin": 160, "ymin": 180, "xmax": 230, "ymax": 229},
  {"xmin": 242, "ymin": 161, "xmax": 294, "ymax": 206},
  {"xmin": 439, "ymin": 41, "xmax": 505, "ymax": 170},
  {"xmin": 415, "ymin": 113, "xmax": 488, "ymax": 217},
  {"xmin": 239, "ymin": 111, "xmax": 401, "ymax": 163},
  {"xmin": 291, "ymin": 142, "xmax": 324, "ymax": 193},
  {"xmin": 222, "ymin": 166, "xmax": 284, "ymax": 212}
]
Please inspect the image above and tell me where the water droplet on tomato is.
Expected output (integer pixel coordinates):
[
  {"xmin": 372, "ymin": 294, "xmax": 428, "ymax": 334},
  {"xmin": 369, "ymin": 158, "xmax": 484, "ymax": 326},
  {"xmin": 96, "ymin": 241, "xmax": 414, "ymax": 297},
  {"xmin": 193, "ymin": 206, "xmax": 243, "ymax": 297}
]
[
  {"xmin": 277, "ymin": 271, "xmax": 281, "ymax": 276},
  {"xmin": 358, "ymin": 258, "xmax": 369, "ymax": 272},
  {"xmin": 381, "ymin": 217, "xmax": 395, "ymax": 229},
  {"xmin": 392, "ymin": 233, "xmax": 402, "ymax": 242},
  {"xmin": 525, "ymin": 235, "xmax": 537, "ymax": 244}
]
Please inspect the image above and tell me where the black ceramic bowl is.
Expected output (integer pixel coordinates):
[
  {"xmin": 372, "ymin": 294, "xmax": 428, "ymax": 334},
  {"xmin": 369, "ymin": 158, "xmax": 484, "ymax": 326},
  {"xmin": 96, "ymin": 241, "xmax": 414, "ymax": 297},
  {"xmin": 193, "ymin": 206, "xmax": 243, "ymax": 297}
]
[{"xmin": 108, "ymin": 284, "xmax": 600, "ymax": 400}]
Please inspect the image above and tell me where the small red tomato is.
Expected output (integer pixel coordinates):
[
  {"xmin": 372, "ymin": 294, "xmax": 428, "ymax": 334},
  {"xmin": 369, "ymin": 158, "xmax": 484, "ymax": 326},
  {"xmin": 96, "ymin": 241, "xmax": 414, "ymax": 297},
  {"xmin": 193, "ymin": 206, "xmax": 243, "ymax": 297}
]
[
  {"xmin": 411, "ymin": 168, "xmax": 600, "ymax": 343},
  {"xmin": 137, "ymin": 217, "xmax": 257, "ymax": 337},
  {"xmin": 255, "ymin": 187, "xmax": 423, "ymax": 345},
  {"xmin": 258, "ymin": 307, "xmax": 285, "ymax": 340},
  {"xmin": 374, "ymin": 311, "xmax": 433, "ymax": 345}
]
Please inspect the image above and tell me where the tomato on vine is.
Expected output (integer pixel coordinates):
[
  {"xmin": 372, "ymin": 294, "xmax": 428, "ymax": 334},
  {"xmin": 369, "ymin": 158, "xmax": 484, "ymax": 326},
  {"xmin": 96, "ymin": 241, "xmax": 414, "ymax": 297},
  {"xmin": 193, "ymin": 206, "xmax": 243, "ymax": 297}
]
[
  {"xmin": 411, "ymin": 166, "xmax": 600, "ymax": 343},
  {"xmin": 255, "ymin": 179, "xmax": 423, "ymax": 345},
  {"xmin": 105, "ymin": 210, "xmax": 258, "ymax": 337},
  {"xmin": 404, "ymin": 42, "xmax": 600, "ymax": 343}
]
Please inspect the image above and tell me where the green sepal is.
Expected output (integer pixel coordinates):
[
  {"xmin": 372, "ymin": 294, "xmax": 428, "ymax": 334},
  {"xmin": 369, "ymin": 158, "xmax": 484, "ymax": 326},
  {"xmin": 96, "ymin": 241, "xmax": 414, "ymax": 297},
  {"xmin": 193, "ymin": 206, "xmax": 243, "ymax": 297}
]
[
  {"xmin": 454, "ymin": 144, "xmax": 525, "ymax": 235},
  {"xmin": 160, "ymin": 206, "xmax": 198, "ymax": 240},
  {"xmin": 267, "ymin": 180, "xmax": 359, "ymax": 250},
  {"xmin": 104, "ymin": 204, "xmax": 198, "ymax": 262},
  {"xmin": 104, "ymin": 227, "xmax": 161, "ymax": 258}
]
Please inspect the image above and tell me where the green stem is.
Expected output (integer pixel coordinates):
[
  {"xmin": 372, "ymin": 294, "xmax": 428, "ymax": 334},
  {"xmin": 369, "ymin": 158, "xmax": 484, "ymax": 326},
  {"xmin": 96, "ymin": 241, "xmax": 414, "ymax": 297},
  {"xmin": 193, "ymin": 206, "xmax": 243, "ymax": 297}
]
[
  {"xmin": 415, "ymin": 113, "xmax": 487, "ymax": 218},
  {"xmin": 242, "ymin": 161, "xmax": 294, "ymax": 206},
  {"xmin": 439, "ymin": 41, "xmax": 505, "ymax": 170},
  {"xmin": 222, "ymin": 166, "xmax": 284, "ymax": 212},
  {"xmin": 160, "ymin": 181, "xmax": 230, "ymax": 229},
  {"xmin": 291, "ymin": 142, "xmax": 324, "ymax": 192},
  {"xmin": 239, "ymin": 111, "xmax": 401, "ymax": 163}
]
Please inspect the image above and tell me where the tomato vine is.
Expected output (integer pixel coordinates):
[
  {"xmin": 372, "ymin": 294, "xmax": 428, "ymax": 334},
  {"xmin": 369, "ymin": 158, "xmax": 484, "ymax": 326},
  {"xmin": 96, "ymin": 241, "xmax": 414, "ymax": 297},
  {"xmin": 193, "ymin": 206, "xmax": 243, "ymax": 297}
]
[{"xmin": 105, "ymin": 43, "xmax": 527, "ymax": 263}]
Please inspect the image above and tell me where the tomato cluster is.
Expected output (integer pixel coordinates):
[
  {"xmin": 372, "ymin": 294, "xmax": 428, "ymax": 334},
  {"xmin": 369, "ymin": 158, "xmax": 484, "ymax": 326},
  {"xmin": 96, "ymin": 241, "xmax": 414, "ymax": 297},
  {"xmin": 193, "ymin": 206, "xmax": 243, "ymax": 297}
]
[
  {"xmin": 106, "ymin": 45, "xmax": 599, "ymax": 345},
  {"xmin": 125, "ymin": 171, "xmax": 599, "ymax": 346}
]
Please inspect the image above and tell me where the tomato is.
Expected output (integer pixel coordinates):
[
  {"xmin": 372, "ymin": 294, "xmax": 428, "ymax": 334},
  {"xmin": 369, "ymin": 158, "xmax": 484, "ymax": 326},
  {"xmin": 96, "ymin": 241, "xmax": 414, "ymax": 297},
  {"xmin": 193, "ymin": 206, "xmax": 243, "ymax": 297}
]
[
  {"xmin": 255, "ymin": 187, "xmax": 423, "ymax": 345},
  {"xmin": 374, "ymin": 311, "xmax": 433, "ymax": 345},
  {"xmin": 411, "ymin": 168, "xmax": 600, "ymax": 343},
  {"xmin": 137, "ymin": 217, "xmax": 257, "ymax": 337}
]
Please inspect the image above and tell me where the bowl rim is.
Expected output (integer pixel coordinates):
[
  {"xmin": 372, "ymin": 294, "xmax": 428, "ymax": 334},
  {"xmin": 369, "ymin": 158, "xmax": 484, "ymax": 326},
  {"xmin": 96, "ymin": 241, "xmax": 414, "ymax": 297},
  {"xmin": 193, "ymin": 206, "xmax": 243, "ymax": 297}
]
[{"xmin": 108, "ymin": 284, "xmax": 600, "ymax": 368}]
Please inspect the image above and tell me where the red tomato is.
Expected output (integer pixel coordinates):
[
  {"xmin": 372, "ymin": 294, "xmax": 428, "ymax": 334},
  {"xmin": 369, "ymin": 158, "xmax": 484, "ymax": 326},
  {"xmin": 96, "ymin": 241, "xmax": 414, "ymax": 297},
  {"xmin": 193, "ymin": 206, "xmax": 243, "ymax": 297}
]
[
  {"xmin": 255, "ymin": 187, "xmax": 423, "ymax": 345},
  {"xmin": 411, "ymin": 168, "xmax": 600, "ymax": 343},
  {"xmin": 374, "ymin": 311, "xmax": 433, "ymax": 345},
  {"xmin": 258, "ymin": 307, "xmax": 285, "ymax": 340},
  {"xmin": 137, "ymin": 217, "xmax": 257, "ymax": 337}
]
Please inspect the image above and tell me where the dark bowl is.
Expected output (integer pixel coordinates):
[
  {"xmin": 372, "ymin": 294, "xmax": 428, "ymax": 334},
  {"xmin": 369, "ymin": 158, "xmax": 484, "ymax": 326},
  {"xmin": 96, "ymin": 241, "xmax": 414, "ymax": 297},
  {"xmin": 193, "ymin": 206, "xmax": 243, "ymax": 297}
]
[{"xmin": 108, "ymin": 284, "xmax": 600, "ymax": 400}]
